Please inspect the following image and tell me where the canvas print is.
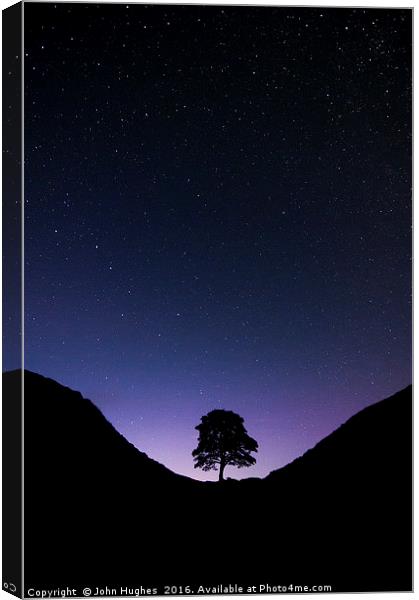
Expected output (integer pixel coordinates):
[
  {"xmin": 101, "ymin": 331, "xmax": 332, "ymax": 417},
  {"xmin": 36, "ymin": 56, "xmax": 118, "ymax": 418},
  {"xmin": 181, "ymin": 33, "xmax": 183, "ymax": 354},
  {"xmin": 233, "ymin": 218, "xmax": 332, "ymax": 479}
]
[{"xmin": 2, "ymin": 2, "xmax": 412, "ymax": 597}]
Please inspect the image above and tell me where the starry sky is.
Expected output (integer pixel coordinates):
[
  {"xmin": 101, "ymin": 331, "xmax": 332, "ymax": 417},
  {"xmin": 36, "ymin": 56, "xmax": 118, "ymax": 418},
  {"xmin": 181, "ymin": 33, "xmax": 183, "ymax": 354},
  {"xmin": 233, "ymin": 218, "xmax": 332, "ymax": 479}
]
[{"xmin": 18, "ymin": 3, "xmax": 411, "ymax": 480}]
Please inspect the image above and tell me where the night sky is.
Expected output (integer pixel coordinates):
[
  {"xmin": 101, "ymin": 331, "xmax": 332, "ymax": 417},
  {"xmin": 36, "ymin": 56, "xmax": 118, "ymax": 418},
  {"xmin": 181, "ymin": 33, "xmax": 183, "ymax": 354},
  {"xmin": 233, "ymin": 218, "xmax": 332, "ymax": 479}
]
[{"xmin": 19, "ymin": 3, "xmax": 411, "ymax": 480}]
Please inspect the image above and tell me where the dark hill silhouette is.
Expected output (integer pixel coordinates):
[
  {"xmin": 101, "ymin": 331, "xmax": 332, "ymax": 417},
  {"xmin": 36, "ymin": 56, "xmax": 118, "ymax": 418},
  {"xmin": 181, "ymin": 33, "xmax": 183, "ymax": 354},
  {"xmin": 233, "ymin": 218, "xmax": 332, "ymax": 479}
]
[
  {"xmin": 9, "ymin": 370, "xmax": 200, "ymax": 588},
  {"xmin": 267, "ymin": 385, "xmax": 412, "ymax": 485},
  {"xmin": 4, "ymin": 370, "xmax": 411, "ymax": 593},
  {"xmin": 19, "ymin": 369, "xmax": 190, "ymax": 485},
  {"xmin": 261, "ymin": 386, "xmax": 412, "ymax": 592}
]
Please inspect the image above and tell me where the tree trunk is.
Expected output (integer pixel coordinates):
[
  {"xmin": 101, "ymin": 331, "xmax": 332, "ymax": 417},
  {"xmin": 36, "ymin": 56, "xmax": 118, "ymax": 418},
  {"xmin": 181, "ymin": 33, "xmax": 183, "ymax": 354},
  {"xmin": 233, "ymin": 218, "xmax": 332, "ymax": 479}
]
[{"xmin": 219, "ymin": 461, "xmax": 225, "ymax": 482}]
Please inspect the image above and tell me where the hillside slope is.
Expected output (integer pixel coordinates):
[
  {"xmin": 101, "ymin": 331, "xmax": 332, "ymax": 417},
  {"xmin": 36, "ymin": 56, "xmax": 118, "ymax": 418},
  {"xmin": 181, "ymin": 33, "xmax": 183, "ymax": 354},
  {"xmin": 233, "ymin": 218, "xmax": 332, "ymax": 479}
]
[
  {"xmin": 261, "ymin": 385, "xmax": 412, "ymax": 591},
  {"xmin": 267, "ymin": 385, "xmax": 412, "ymax": 486},
  {"xmin": 4, "ymin": 370, "xmax": 198, "ymax": 587}
]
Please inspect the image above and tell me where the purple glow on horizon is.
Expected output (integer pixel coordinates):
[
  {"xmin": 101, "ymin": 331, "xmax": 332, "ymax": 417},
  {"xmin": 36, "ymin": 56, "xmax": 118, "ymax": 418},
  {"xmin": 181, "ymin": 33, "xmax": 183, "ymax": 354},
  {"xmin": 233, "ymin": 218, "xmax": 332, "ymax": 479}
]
[{"xmin": 21, "ymin": 359, "xmax": 411, "ymax": 480}]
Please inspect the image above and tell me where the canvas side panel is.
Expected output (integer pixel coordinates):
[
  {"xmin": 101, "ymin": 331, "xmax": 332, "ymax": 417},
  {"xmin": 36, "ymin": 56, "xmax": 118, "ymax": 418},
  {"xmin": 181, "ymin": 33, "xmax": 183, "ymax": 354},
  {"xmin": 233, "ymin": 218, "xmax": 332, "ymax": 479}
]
[{"xmin": 2, "ymin": 2, "xmax": 23, "ymax": 597}]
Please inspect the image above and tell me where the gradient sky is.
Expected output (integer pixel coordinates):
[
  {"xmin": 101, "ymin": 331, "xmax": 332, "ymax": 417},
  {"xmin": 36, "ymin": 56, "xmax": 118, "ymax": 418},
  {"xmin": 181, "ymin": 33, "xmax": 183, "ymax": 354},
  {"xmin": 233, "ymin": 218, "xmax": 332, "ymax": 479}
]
[{"xmin": 17, "ymin": 3, "xmax": 412, "ymax": 480}]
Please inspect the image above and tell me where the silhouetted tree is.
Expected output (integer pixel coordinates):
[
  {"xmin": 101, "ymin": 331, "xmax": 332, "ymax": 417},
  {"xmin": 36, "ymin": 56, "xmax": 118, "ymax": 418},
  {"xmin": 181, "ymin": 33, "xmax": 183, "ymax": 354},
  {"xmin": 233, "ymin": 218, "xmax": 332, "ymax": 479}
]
[{"xmin": 192, "ymin": 409, "xmax": 258, "ymax": 481}]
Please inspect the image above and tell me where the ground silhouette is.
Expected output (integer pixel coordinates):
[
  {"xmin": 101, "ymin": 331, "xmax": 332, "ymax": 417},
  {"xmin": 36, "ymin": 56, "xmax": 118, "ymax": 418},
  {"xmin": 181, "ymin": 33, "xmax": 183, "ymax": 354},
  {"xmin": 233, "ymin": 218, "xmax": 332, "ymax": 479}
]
[
  {"xmin": 192, "ymin": 409, "xmax": 258, "ymax": 481},
  {"xmin": 3, "ymin": 370, "xmax": 412, "ymax": 593}
]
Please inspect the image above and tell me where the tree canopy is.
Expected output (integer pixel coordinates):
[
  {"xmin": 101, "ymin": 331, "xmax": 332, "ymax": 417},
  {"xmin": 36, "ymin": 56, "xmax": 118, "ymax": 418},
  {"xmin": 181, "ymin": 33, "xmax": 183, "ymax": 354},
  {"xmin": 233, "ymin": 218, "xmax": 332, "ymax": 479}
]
[{"xmin": 192, "ymin": 409, "xmax": 258, "ymax": 481}]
